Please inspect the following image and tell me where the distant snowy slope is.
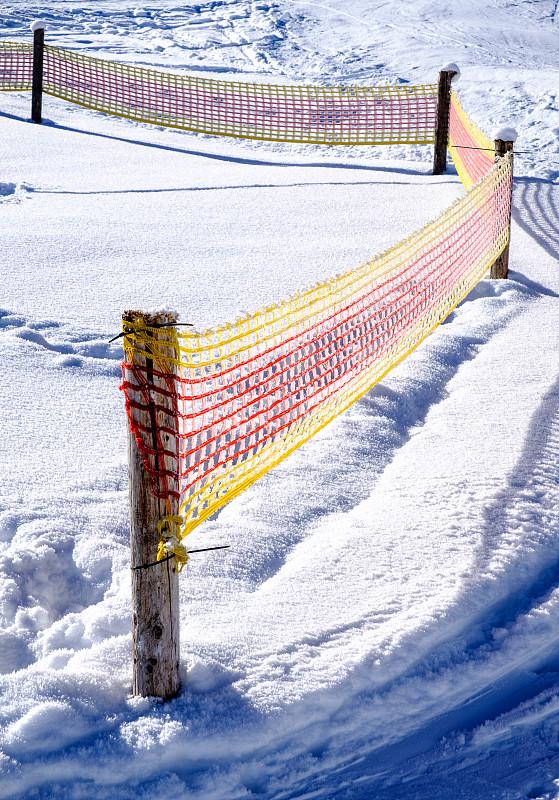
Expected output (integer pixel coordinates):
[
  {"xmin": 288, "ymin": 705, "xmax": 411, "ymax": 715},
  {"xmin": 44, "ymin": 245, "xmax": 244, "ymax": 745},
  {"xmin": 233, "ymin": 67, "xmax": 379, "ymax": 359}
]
[{"xmin": 1, "ymin": 2, "xmax": 559, "ymax": 799}]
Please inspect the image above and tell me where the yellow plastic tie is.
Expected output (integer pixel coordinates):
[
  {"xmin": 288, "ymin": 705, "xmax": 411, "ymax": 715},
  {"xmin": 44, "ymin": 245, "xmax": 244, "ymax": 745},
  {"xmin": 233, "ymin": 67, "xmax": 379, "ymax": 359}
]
[{"xmin": 157, "ymin": 515, "xmax": 189, "ymax": 572}]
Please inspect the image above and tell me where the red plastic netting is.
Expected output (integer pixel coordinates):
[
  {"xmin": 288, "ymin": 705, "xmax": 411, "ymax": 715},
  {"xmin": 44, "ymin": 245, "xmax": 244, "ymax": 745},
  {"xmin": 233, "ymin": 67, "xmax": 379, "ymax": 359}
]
[
  {"xmin": 0, "ymin": 42, "xmax": 33, "ymax": 91},
  {"xmin": 122, "ymin": 156, "xmax": 513, "ymax": 545},
  {"xmin": 41, "ymin": 45, "xmax": 438, "ymax": 145}
]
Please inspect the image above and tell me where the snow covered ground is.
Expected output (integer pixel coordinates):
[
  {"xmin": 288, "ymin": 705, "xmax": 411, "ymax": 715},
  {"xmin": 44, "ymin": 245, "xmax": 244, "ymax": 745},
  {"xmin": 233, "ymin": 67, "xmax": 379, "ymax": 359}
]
[{"xmin": 1, "ymin": 1, "xmax": 559, "ymax": 798}]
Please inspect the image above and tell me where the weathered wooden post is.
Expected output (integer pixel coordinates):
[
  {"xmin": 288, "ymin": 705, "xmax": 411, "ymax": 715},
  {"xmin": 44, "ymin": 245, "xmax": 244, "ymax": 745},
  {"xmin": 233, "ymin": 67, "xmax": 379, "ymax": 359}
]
[
  {"xmin": 123, "ymin": 310, "xmax": 181, "ymax": 700},
  {"xmin": 432, "ymin": 64, "xmax": 459, "ymax": 175},
  {"xmin": 490, "ymin": 132, "xmax": 516, "ymax": 279},
  {"xmin": 30, "ymin": 20, "xmax": 45, "ymax": 124}
]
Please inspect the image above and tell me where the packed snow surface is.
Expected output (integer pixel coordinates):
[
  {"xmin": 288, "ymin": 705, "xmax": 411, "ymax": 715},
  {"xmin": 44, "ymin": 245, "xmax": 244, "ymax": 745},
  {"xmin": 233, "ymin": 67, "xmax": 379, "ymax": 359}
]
[{"xmin": 1, "ymin": 1, "xmax": 559, "ymax": 799}]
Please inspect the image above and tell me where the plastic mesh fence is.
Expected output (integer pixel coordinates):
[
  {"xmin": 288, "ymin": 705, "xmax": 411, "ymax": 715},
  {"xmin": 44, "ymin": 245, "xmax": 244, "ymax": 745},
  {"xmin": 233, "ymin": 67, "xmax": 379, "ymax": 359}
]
[
  {"xmin": 122, "ymin": 154, "xmax": 513, "ymax": 560},
  {"xmin": 0, "ymin": 42, "xmax": 33, "ymax": 91},
  {"xmin": 1, "ymin": 37, "xmax": 509, "ymax": 560},
  {"xmin": 448, "ymin": 91, "xmax": 494, "ymax": 190},
  {"xmin": 37, "ymin": 44, "xmax": 439, "ymax": 145}
]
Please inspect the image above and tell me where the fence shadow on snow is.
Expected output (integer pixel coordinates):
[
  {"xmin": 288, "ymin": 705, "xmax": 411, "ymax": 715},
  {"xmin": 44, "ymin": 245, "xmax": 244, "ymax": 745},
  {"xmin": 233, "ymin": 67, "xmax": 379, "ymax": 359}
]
[{"xmin": 513, "ymin": 177, "xmax": 559, "ymax": 263}]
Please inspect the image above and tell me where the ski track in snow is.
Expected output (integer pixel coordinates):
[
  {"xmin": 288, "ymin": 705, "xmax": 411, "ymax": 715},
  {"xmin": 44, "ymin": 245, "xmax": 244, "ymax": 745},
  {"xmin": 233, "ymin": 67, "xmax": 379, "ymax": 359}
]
[{"xmin": 1, "ymin": 1, "xmax": 559, "ymax": 798}]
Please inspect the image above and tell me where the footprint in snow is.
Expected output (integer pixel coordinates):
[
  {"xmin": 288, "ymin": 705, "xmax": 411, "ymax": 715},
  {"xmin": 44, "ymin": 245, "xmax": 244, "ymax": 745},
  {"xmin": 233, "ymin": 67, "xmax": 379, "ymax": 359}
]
[
  {"xmin": 8, "ymin": 322, "xmax": 122, "ymax": 373},
  {"xmin": 0, "ymin": 182, "xmax": 34, "ymax": 203}
]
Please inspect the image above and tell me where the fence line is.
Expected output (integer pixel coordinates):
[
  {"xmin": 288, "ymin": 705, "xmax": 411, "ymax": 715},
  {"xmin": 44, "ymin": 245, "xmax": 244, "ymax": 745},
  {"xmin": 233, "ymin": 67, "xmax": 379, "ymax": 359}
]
[
  {"xmin": 121, "ymin": 126, "xmax": 512, "ymax": 696},
  {"xmin": 122, "ymin": 153, "xmax": 512, "ymax": 563},
  {"xmin": 0, "ymin": 31, "xmax": 513, "ymax": 578},
  {"xmin": 1, "ymin": 39, "xmax": 439, "ymax": 145},
  {"xmin": 46, "ymin": 46, "xmax": 440, "ymax": 145},
  {"xmin": 1, "ymin": 29, "xmax": 516, "ymax": 699}
]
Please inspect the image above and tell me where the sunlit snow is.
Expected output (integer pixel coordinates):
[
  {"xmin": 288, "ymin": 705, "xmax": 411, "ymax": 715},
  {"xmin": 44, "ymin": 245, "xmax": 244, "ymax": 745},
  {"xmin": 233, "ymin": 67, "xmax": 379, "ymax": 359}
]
[{"xmin": 1, "ymin": 2, "xmax": 559, "ymax": 799}]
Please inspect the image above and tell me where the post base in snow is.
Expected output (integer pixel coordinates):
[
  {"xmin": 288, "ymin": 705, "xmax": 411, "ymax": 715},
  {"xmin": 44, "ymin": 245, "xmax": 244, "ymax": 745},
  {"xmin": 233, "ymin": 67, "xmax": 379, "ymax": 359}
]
[
  {"xmin": 129, "ymin": 427, "xmax": 181, "ymax": 701},
  {"xmin": 490, "ymin": 244, "xmax": 509, "ymax": 279}
]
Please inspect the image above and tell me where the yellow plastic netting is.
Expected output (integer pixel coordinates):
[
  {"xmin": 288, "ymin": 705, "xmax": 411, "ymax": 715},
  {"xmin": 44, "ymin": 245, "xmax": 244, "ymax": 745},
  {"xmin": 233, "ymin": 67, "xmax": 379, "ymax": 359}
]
[
  {"xmin": 0, "ymin": 38, "xmax": 510, "ymax": 563},
  {"xmin": 448, "ymin": 90, "xmax": 494, "ymax": 190},
  {"xmin": 37, "ymin": 44, "xmax": 439, "ymax": 145},
  {"xmin": 122, "ymin": 153, "xmax": 512, "ymax": 562},
  {"xmin": 0, "ymin": 42, "xmax": 33, "ymax": 91}
]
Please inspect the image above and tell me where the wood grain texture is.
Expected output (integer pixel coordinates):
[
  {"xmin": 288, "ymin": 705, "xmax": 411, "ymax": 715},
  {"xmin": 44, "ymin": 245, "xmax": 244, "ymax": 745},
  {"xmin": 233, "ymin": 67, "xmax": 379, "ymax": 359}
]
[
  {"xmin": 432, "ymin": 70, "xmax": 457, "ymax": 175},
  {"xmin": 125, "ymin": 311, "xmax": 181, "ymax": 700},
  {"xmin": 490, "ymin": 139, "xmax": 515, "ymax": 280},
  {"xmin": 31, "ymin": 28, "xmax": 44, "ymax": 124}
]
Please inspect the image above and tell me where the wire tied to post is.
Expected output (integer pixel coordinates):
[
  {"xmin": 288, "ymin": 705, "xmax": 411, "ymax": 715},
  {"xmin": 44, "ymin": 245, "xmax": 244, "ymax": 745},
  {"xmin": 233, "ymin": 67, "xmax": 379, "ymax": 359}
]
[
  {"xmin": 453, "ymin": 144, "xmax": 532, "ymax": 154},
  {"xmin": 157, "ymin": 515, "xmax": 190, "ymax": 571},
  {"xmin": 109, "ymin": 322, "xmax": 193, "ymax": 344}
]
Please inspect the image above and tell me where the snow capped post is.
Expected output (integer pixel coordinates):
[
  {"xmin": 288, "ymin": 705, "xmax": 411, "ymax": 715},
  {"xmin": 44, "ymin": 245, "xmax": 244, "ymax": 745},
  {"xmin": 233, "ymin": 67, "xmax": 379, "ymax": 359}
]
[
  {"xmin": 30, "ymin": 20, "xmax": 46, "ymax": 124},
  {"xmin": 432, "ymin": 63, "xmax": 459, "ymax": 175},
  {"xmin": 490, "ymin": 128, "xmax": 517, "ymax": 279},
  {"xmin": 123, "ymin": 310, "xmax": 181, "ymax": 701}
]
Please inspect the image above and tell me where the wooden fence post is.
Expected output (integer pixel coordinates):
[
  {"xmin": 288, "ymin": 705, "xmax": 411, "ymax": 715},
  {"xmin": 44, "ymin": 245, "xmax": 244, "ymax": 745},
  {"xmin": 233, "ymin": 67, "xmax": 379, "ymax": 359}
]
[
  {"xmin": 432, "ymin": 67, "xmax": 458, "ymax": 175},
  {"xmin": 123, "ymin": 311, "xmax": 181, "ymax": 701},
  {"xmin": 490, "ymin": 137, "xmax": 515, "ymax": 279},
  {"xmin": 31, "ymin": 21, "xmax": 45, "ymax": 124}
]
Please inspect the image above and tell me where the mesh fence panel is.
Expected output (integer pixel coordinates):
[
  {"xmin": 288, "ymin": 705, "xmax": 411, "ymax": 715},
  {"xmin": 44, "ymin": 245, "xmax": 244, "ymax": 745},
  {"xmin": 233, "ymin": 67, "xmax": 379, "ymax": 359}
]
[
  {"xmin": 0, "ymin": 42, "xmax": 33, "ymax": 90},
  {"xmin": 39, "ymin": 45, "xmax": 438, "ymax": 145},
  {"xmin": 122, "ymin": 154, "xmax": 513, "ymax": 557},
  {"xmin": 0, "ymin": 38, "xmax": 510, "ymax": 558},
  {"xmin": 448, "ymin": 90, "xmax": 494, "ymax": 190}
]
